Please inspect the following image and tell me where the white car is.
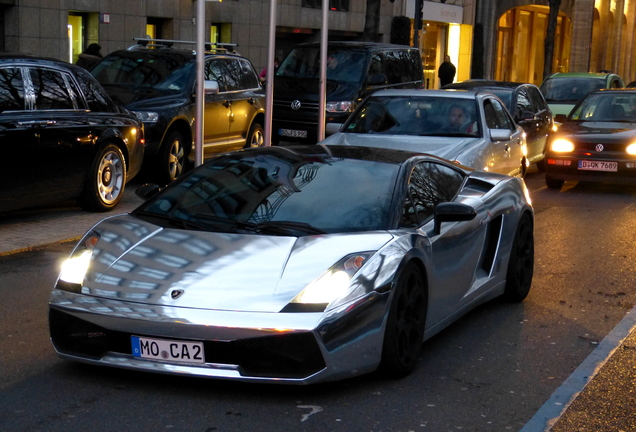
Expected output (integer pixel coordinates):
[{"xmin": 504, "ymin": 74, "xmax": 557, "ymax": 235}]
[{"xmin": 321, "ymin": 89, "xmax": 528, "ymax": 177}]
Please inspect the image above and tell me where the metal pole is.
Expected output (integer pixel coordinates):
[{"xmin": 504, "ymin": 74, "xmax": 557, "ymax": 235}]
[
  {"xmin": 194, "ymin": 0, "xmax": 205, "ymax": 167},
  {"xmin": 317, "ymin": 0, "xmax": 329, "ymax": 141},
  {"xmin": 264, "ymin": 0, "xmax": 277, "ymax": 147}
]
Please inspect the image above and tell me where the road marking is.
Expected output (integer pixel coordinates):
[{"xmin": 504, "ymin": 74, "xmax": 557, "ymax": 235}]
[
  {"xmin": 297, "ymin": 405, "xmax": 323, "ymax": 422},
  {"xmin": 519, "ymin": 305, "xmax": 636, "ymax": 432}
]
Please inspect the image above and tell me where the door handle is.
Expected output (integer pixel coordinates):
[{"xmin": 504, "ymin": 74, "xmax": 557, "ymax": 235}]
[
  {"xmin": 223, "ymin": 100, "xmax": 231, "ymax": 108},
  {"xmin": 248, "ymin": 97, "xmax": 255, "ymax": 105}
]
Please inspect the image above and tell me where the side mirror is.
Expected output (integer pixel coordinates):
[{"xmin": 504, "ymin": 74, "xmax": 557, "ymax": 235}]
[
  {"xmin": 554, "ymin": 114, "xmax": 567, "ymax": 123},
  {"xmin": 433, "ymin": 202, "xmax": 477, "ymax": 235},
  {"xmin": 518, "ymin": 111, "xmax": 535, "ymax": 121},
  {"xmin": 326, "ymin": 122, "xmax": 343, "ymax": 136},
  {"xmin": 136, "ymin": 183, "xmax": 162, "ymax": 201},
  {"xmin": 204, "ymin": 80, "xmax": 219, "ymax": 95},
  {"xmin": 490, "ymin": 129, "xmax": 512, "ymax": 142}
]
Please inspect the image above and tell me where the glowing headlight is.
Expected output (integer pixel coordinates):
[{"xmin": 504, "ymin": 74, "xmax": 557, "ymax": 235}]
[
  {"xmin": 288, "ymin": 253, "xmax": 374, "ymax": 307},
  {"xmin": 326, "ymin": 101, "xmax": 353, "ymax": 113},
  {"xmin": 627, "ymin": 143, "xmax": 636, "ymax": 155},
  {"xmin": 550, "ymin": 138, "xmax": 575, "ymax": 153},
  {"xmin": 57, "ymin": 232, "xmax": 100, "ymax": 292},
  {"xmin": 133, "ymin": 111, "xmax": 160, "ymax": 123}
]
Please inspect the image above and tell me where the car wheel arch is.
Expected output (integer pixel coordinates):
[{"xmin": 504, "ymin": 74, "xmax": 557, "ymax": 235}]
[{"xmin": 164, "ymin": 120, "xmax": 193, "ymax": 156}]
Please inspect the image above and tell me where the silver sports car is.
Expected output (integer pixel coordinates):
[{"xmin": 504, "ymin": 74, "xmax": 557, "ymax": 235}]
[{"xmin": 49, "ymin": 145, "xmax": 534, "ymax": 384}]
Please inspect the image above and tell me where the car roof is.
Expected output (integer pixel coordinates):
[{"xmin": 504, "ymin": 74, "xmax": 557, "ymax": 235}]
[
  {"xmin": 443, "ymin": 80, "xmax": 533, "ymax": 90},
  {"xmin": 292, "ymin": 41, "xmax": 414, "ymax": 51},
  {"xmin": 370, "ymin": 88, "xmax": 483, "ymax": 99},
  {"xmin": 0, "ymin": 54, "xmax": 73, "ymax": 68},
  {"xmin": 544, "ymin": 72, "xmax": 618, "ymax": 79}
]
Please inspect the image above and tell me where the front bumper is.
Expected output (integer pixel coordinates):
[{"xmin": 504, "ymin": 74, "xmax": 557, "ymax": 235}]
[
  {"xmin": 545, "ymin": 156, "xmax": 636, "ymax": 184},
  {"xmin": 48, "ymin": 288, "xmax": 389, "ymax": 384}
]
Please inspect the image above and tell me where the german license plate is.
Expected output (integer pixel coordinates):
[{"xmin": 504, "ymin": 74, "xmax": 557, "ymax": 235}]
[
  {"xmin": 279, "ymin": 128, "xmax": 308, "ymax": 138},
  {"xmin": 578, "ymin": 160, "xmax": 618, "ymax": 172},
  {"xmin": 131, "ymin": 336, "xmax": 205, "ymax": 364}
]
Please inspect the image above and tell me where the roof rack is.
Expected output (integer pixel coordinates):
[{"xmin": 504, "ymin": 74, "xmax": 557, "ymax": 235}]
[{"xmin": 129, "ymin": 38, "xmax": 238, "ymax": 54}]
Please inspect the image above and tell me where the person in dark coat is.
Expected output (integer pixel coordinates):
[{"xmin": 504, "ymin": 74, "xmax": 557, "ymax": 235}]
[
  {"xmin": 438, "ymin": 55, "xmax": 456, "ymax": 88},
  {"xmin": 76, "ymin": 43, "xmax": 102, "ymax": 70}
]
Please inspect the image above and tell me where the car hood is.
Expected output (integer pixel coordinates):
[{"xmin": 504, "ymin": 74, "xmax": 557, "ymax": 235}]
[
  {"xmin": 273, "ymin": 76, "xmax": 357, "ymax": 102},
  {"xmin": 558, "ymin": 121, "xmax": 636, "ymax": 142},
  {"xmin": 82, "ymin": 215, "xmax": 393, "ymax": 313},
  {"xmin": 101, "ymin": 84, "xmax": 189, "ymax": 109},
  {"xmin": 321, "ymin": 132, "xmax": 479, "ymax": 163}
]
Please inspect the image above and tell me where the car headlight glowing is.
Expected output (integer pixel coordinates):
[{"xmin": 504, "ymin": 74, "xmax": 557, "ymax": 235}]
[
  {"xmin": 133, "ymin": 111, "xmax": 160, "ymax": 123},
  {"xmin": 627, "ymin": 143, "xmax": 636, "ymax": 155},
  {"xmin": 326, "ymin": 101, "xmax": 354, "ymax": 113},
  {"xmin": 287, "ymin": 252, "xmax": 374, "ymax": 308},
  {"xmin": 57, "ymin": 232, "xmax": 100, "ymax": 292},
  {"xmin": 550, "ymin": 138, "xmax": 575, "ymax": 153}
]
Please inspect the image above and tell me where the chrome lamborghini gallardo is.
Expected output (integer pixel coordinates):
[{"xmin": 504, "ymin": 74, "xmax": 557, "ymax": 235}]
[{"xmin": 49, "ymin": 145, "xmax": 534, "ymax": 384}]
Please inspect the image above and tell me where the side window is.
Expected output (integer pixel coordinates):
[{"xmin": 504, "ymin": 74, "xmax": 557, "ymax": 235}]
[
  {"xmin": 238, "ymin": 58, "xmax": 260, "ymax": 90},
  {"xmin": 484, "ymin": 98, "xmax": 514, "ymax": 130},
  {"xmin": 74, "ymin": 68, "xmax": 115, "ymax": 112},
  {"xmin": 527, "ymin": 86, "xmax": 548, "ymax": 112},
  {"xmin": 0, "ymin": 67, "xmax": 25, "ymax": 112},
  {"xmin": 401, "ymin": 162, "xmax": 465, "ymax": 227},
  {"xmin": 29, "ymin": 68, "xmax": 77, "ymax": 110},
  {"xmin": 368, "ymin": 52, "xmax": 384, "ymax": 81},
  {"xmin": 516, "ymin": 87, "xmax": 533, "ymax": 115},
  {"xmin": 204, "ymin": 59, "xmax": 227, "ymax": 92}
]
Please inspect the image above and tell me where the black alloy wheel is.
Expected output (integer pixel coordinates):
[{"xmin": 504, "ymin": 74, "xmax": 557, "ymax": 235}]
[
  {"xmin": 502, "ymin": 214, "xmax": 534, "ymax": 302},
  {"xmin": 379, "ymin": 262, "xmax": 427, "ymax": 378}
]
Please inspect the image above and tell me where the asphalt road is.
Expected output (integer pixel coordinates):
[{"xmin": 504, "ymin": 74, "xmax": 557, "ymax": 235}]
[{"xmin": 1, "ymin": 167, "xmax": 635, "ymax": 432}]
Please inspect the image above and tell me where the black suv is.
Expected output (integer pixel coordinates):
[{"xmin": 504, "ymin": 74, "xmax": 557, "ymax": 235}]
[
  {"xmin": 0, "ymin": 55, "xmax": 144, "ymax": 213},
  {"xmin": 273, "ymin": 41, "xmax": 423, "ymax": 143},
  {"xmin": 443, "ymin": 80, "xmax": 553, "ymax": 170},
  {"xmin": 91, "ymin": 39, "xmax": 266, "ymax": 184}
]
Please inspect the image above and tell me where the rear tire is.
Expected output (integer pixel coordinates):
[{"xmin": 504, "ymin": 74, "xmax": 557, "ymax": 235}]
[
  {"xmin": 545, "ymin": 176, "xmax": 564, "ymax": 189},
  {"xmin": 79, "ymin": 144, "xmax": 126, "ymax": 212},
  {"xmin": 245, "ymin": 122, "xmax": 265, "ymax": 148},
  {"xmin": 378, "ymin": 262, "xmax": 427, "ymax": 378},
  {"xmin": 502, "ymin": 214, "xmax": 534, "ymax": 302}
]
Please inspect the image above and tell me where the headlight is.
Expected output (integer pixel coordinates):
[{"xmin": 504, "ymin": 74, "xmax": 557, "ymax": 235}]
[
  {"xmin": 627, "ymin": 143, "xmax": 636, "ymax": 155},
  {"xmin": 550, "ymin": 138, "xmax": 575, "ymax": 153},
  {"xmin": 285, "ymin": 252, "xmax": 375, "ymax": 311},
  {"xmin": 56, "ymin": 232, "xmax": 100, "ymax": 293},
  {"xmin": 326, "ymin": 101, "xmax": 354, "ymax": 113},
  {"xmin": 133, "ymin": 111, "xmax": 160, "ymax": 123}
]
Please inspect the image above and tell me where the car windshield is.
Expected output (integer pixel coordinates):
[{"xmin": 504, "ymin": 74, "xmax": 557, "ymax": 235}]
[
  {"xmin": 569, "ymin": 92, "xmax": 636, "ymax": 122},
  {"xmin": 133, "ymin": 150, "xmax": 399, "ymax": 234},
  {"xmin": 343, "ymin": 95, "xmax": 481, "ymax": 137},
  {"xmin": 276, "ymin": 47, "xmax": 367, "ymax": 83},
  {"xmin": 540, "ymin": 78, "xmax": 606, "ymax": 103},
  {"xmin": 91, "ymin": 53, "xmax": 195, "ymax": 91}
]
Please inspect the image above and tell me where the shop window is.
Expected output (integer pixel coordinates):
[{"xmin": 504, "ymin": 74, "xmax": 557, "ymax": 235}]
[
  {"xmin": 302, "ymin": 0, "xmax": 350, "ymax": 12},
  {"xmin": 68, "ymin": 12, "xmax": 99, "ymax": 64}
]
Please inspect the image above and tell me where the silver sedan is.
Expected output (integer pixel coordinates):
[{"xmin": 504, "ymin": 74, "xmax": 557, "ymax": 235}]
[
  {"xmin": 321, "ymin": 89, "xmax": 529, "ymax": 177},
  {"xmin": 49, "ymin": 145, "xmax": 534, "ymax": 384}
]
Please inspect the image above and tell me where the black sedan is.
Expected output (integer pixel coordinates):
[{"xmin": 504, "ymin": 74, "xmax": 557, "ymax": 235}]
[
  {"xmin": 443, "ymin": 80, "xmax": 553, "ymax": 170},
  {"xmin": 545, "ymin": 89, "xmax": 636, "ymax": 189},
  {"xmin": 0, "ymin": 55, "xmax": 144, "ymax": 213}
]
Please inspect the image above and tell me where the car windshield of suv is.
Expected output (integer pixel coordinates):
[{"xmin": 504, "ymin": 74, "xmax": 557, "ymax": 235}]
[
  {"xmin": 569, "ymin": 93, "xmax": 636, "ymax": 122},
  {"xmin": 91, "ymin": 53, "xmax": 195, "ymax": 92},
  {"xmin": 344, "ymin": 95, "xmax": 481, "ymax": 138},
  {"xmin": 276, "ymin": 47, "xmax": 366, "ymax": 83},
  {"xmin": 133, "ymin": 151, "xmax": 399, "ymax": 234},
  {"xmin": 540, "ymin": 78, "xmax": 605, "ymax": 103}
]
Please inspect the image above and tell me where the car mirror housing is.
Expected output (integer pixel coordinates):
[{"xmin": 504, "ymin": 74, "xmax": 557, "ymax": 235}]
[
  {"xmin": 433, "ymin": 202, "xmax": 477, "ymax": 235},
  {"xmin": 554, "ymin": 113, "xmax": 568, "ymax": 123},
  {"xmin": 204, "ymin": 80, "xmax": 219, "ymax": 95},
  {"xmin": 326, "ymin": 122, "xmax": 343, "ymax": 135},
  {"xmin": 135, "ymin": 183, "xmax": 162, "ymax": 201},
  {"xmin": 490, "ymin": 129, "xmax": 512, "ymax": 142},
  {"xmin": 518, "ymin": 111, "xmax": 535, "ymax": 121}
]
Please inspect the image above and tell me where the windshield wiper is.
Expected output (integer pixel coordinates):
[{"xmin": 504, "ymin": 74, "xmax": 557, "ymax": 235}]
[{"xmin": 255, "ymin": 220, "xmax": 326, "ymax": 235}]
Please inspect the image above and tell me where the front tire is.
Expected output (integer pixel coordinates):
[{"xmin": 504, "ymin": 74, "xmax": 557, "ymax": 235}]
[
  {"xmin": 503, "ymin": 214, "xmax": 534, "ymax": 302},
  {"xmin": 545, "ymin": 176, "xmax": 564, "ymax": 189},
  {"xmin": 79, "ymin": 144, "xmax": 126, "ymax": 212},
  {"xmin": 378, "ymin": 262, "xmax": 427, "ymax": 378},
  {"xmin": 155, "ymin": 131, "xmax": 187, "ymax": 185},
  {"xmin": 245, "ymin": 122, "xmax": 265, "ymax": 148}
]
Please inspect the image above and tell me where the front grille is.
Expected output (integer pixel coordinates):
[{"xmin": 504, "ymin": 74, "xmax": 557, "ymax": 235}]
[{"xmin": 49, "ymin": 308, "xmax": 326, "ymax": 379}]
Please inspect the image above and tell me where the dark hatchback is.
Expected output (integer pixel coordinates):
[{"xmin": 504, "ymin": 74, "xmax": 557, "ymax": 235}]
[
  {"xmin": 545, "ymin": 89, "xmax": 636, "ymax": 189},
  {"xmin": 91, "ymin": 40, "xmax": 265, "ymax": 185},
  {"xmin": 443, "ymin": 80, "xmax": 553, "ymax": 169},
  {"xmin": 0, "ymin": 55, "xmax": 144, "ymax": 214}
]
